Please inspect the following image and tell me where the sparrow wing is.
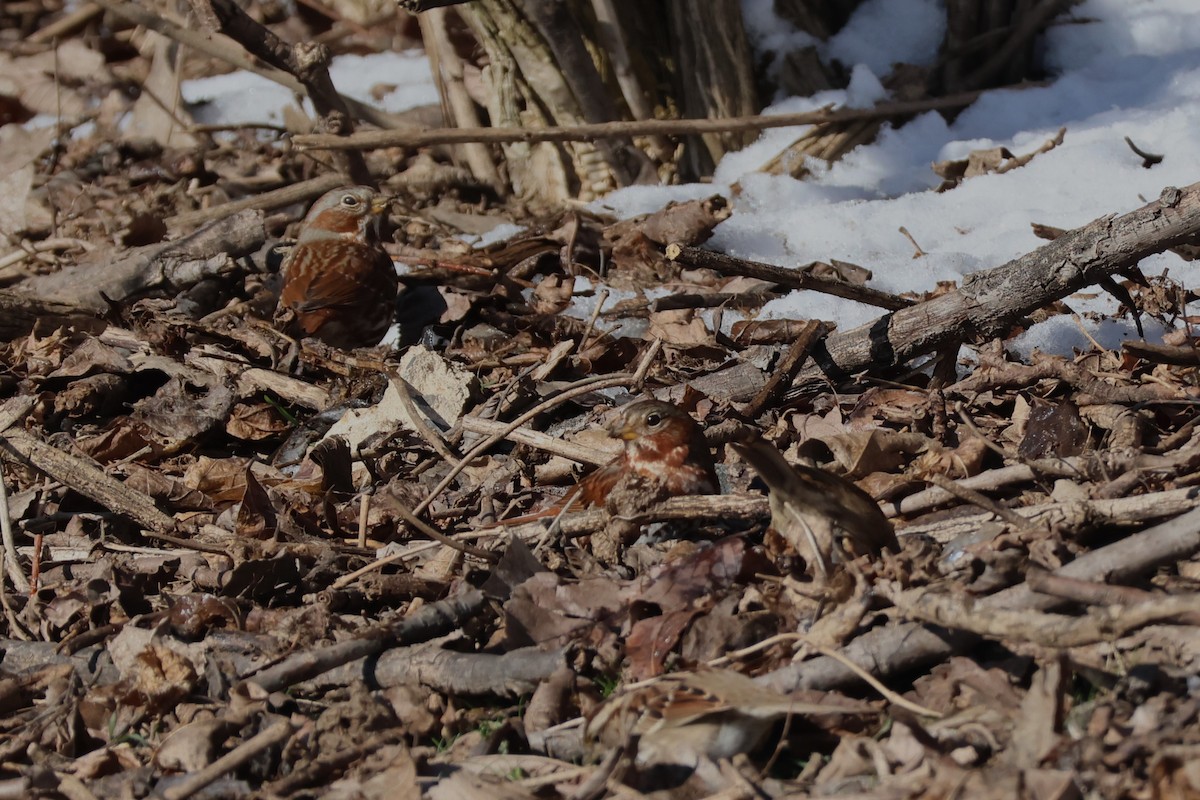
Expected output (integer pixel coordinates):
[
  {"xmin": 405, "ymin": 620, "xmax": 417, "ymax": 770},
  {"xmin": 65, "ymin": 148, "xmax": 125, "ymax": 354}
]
[{"xmin": 281, "ymin": 242, "xmax": 397, "ymax": 313}]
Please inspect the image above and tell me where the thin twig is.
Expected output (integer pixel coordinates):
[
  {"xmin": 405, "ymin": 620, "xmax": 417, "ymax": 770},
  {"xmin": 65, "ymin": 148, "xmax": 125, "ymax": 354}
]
[
  {"xmin": 166, "ymin": 174, "xmax": 346, "ymax": 229},
  {"xmin": 631, "ymin": 337, "xmax": 661, "ymax": 391},
  {"xmin": 811, "ymin": 645, "xmax": 942, "ymax": 718},
  {"xmin": 667, "ymin": 244, "xmax": 912, "ymax": 311},
  {"xmin": 576, "ymin": 288, "xmax": 609, "ymax": 356},
  {"xmin": 457, "ymin": 416, "xmax": 612, "ymax": 466},
  {"xmin": 161, "ymin": 718, "xmax": 297, "ymax": 800},
  {"xmin": 925, "ymin": 473, "xmax": 1039, "ymax": 532},
  {"xmin": 391, "ymin": 498, "xmax": 501, "ymax": 563},
  {"xmin": 357, "ymin": 491, "xmax": 370, "ymax": 549},
  {"xmin": 29, "ymin": 1, "xmax": 104, "ymax": 42},
  {"xmin": 294, "ymin": 89, "xmax": 990, "ymax": 151},
  {"xmin": 0, "ymin": 462, "xmax": 29, "ymax": 594},
  {"xmin": 1124, "ymin": 135, "xmax": 1164, "ymax": 168},
  {"xmin": 0, "ymin": 238, "xmax": 93, "ymax": 274},
  {"xmin": 96, "ymin": 0, "xmax": 402, "ymax": 130},
  {"xmin": 706, "ymin": 630, "xmax": 940, "ymax": 718},
  {"xmin": 411, "ymin": 364, "xmax": 651, "ymax": 516},
  {"xmin": 742, "ymin": 320, "xmax": 827, "ymax": 418},
  {"xmin": 386, "ymin": 374, "xmax": 462, "ymax": 464}
]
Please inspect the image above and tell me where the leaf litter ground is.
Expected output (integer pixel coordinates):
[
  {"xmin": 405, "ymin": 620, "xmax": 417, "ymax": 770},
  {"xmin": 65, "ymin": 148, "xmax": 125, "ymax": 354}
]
[{"xmin": 2, "ymin": 10, "xmax": 1200, "ymax": 800}]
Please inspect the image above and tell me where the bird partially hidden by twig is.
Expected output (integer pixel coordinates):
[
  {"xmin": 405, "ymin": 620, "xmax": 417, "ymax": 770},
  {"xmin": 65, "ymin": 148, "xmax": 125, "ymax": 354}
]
[
  {"xmin": 731, "ymin": 434, "xmax": 898, "ymax": 579},
  {"xmin": 500, "ymin": 399, "xmax": 719, "ymax": 525}
]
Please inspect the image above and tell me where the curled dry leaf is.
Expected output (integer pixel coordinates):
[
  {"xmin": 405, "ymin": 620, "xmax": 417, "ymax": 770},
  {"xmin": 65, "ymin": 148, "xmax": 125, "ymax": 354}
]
[{"xmin": 586, "ymin": 668, "xmax": 875, "ymax": 767}]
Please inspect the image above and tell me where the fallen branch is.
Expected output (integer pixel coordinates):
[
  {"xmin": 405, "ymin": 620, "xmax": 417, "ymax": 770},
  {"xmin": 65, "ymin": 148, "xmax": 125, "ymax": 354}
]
[
  {"xmin": 492, "ymin": 494, "xmax": 770, "ymax": 542},
  {"xmin": 307, "ymin": 642, "xmax": 566, "ymax": 697},
  {"xmin": 667, "ymin": 245, "xmax": 913, "ymax": 311},
  {"xmin": 760, "ymin": 499, "xmax": 1200, "ymax": 693},
  {"xmin": 95, "ymin": 0, "xmax": 408, "ymax": 132},
  {"xmin": 329, "ymin": 493, "xmax": 769, "ymax": 593},
  {"xmin": 0, "ymin": 291, "xmax": 106, "ymax": 341},
  {"xmin": 0, "ymin": 426, "xmax": 219, "ymax": 552},
  {"xmin": 948, "ymin": 356, "xmax": 1180, "ymax": 404},
  {"xmin": 398, "ymin": 0, "xmax": 468, "ymax": 11},
  {"xmin": 781, "ymin": 182, "xmax": 1200, "ymax": 398},
  {"xmin": 886, "ymin": 586, "xmax": 1200, "ymax": 647},
  {"xmin": 293, "ymin": 90, "xmax": 990, "ymax": 151},
  {"xmin": 161, "ymin": 717, "xmax": 297, "ymax": 800},
  {"xmin": 19, "ymin": 209, "xmax": 265, "ymax": 310},
  {"xmin": 459, "ymin": 415, "xmax": 613, "ymax": 467},
  {"xmin": 189, "ymin": 0, "xmax": 371, "ymax": 183},
  {"xmin": 923, "ymin": 472, "xmax": 1039, "ymax": 533},
  {"xmin": 742, "ymin": 320, "xmax": 829, "ymax": 419},
  {"xmin": 888, "ymin": 445, "xmax": 1200, "ymax": 518},
  {"xmin": 239, "ymin": 588, "xmax": 486, "ymax": 693},
  {"xmin": 1026, "ymin": 571, "xmax": 1200, "ymax": 625},
  {"xmin": 900, "ymin": 486, "xmax": 1200, "ymax": 543},
  {"xmin": 165, "ymin": 174, "xmax": 345, "ymax": 230}
]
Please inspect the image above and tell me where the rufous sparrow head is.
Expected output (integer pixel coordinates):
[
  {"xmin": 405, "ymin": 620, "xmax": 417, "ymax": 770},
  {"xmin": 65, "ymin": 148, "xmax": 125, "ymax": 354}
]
[
  {"xmin": 497, "ymin": 400, "xmax": 718, "ymax": 528},
  {"xmin": 576, "ymin": 399, "xmax": 719, "ymax": 507},
  {"xmin": 274, "ymin": 185, "xmax": 399, "ymax": 349}
]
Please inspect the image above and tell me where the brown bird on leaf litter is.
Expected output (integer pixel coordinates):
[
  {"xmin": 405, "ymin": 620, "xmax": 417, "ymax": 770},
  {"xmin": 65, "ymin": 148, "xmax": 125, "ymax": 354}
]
[
  {"xmin": 274, "ymin": 185, "xmax": 399, "ymax": 349},
  {"xmin": 502, "ymin": 399, "xmax": 719, "ymax": 524},
  {"xmin": 731, "ymin": 435, "xmax": 898, "ymax": 578}
]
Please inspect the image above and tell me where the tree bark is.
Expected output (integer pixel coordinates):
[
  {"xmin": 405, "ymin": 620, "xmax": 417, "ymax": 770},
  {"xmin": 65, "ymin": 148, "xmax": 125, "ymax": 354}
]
[
  {"xmin": 937, "ymin": 0, "xmax": 1076, "ymax": 94},
  {"xmin": 423, "ymin": 0, "xmax": 759, "ymax": 204}
]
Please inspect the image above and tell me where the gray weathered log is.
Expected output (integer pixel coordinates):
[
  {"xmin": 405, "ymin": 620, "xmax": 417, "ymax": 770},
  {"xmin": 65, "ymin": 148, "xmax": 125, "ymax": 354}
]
[
  {"xmin": 785, "ymin": 183, "xmax": 1200, "ymax": 399},
  {"xmin": 306, "ymin": 643, "xmax": 566, "ymax": 697},
  {"xmin": 18, "ymin": 209, "xmax": 264, "ymax": 310}
]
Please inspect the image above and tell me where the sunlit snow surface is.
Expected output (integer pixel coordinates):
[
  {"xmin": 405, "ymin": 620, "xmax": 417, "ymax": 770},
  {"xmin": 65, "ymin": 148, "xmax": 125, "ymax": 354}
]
[
  {"xmin": 181, "ymin": 51, "xmax": 439, "ymax": 125},
  {"xmin": 599, "ymin": 0, "xmax": 1200, "ymax": 357}
]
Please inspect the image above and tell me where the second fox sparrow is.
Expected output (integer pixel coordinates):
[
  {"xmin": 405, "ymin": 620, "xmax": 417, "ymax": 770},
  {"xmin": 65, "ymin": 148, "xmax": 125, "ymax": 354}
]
[
  {"xmin": 731, "ymin": 435, "xmax": 898, "ymax": 578},
  {"xmin": 503, "ymin": 399, "xmax": 719, "ymax": 525},
  {"xmin": 579, "ymin": 399, "xmax": 719, "ymax": 506},
  {"xmin": 274, "ymin": 185, "xmax": 399, "ymax": 349}
]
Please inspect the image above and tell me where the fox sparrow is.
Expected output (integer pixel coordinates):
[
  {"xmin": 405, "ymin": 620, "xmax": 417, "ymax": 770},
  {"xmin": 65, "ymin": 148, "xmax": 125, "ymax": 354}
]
[
  {"xmin": 579, "ymin": 399, "xmax": 719, "ymax": 506},
  {"xmin": 503, "ymin": 399, "xmax": 718, "ymax": 525},
  {"xmin": 274, "ymin": 185, "xmax": 399, "ymax": 349},
  {"xmin": 732, "ymin": 435, "xmax": 898, "ymax": 578}
]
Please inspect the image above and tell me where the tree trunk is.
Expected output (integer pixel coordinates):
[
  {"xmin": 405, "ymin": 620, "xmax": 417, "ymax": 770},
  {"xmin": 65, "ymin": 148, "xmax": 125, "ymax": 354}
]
[
  {"xmin": 423, "ymin": 0, "xmax": 760, "ymax": 205},
  {"xmin": 937, "ymin": 0, "xmax": 1078, "ymax": 94}
]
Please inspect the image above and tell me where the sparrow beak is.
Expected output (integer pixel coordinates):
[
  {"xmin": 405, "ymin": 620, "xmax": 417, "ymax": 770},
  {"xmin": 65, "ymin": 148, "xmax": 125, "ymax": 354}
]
[
  {"xmin": 611, "ymin": 424, "xmax": 639, "ymax": 441},
  {"xmin": 367, "ymin": 196, "xmax": 389, "ymax": 240}
]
